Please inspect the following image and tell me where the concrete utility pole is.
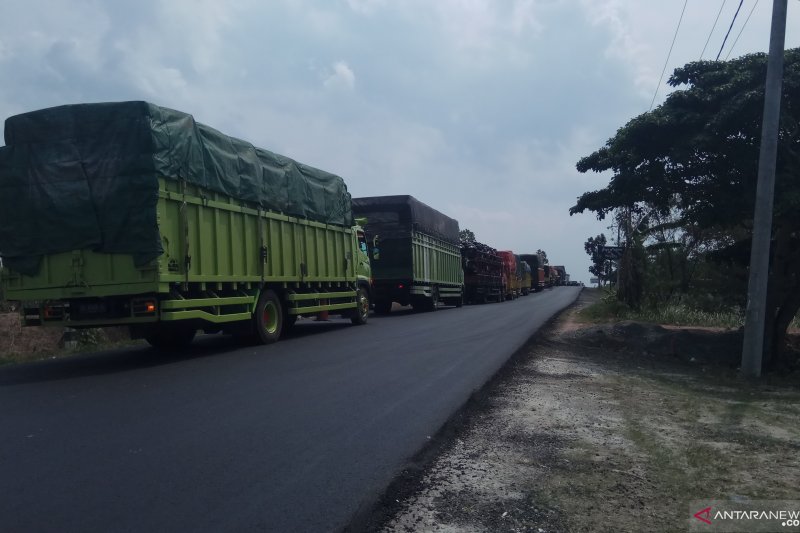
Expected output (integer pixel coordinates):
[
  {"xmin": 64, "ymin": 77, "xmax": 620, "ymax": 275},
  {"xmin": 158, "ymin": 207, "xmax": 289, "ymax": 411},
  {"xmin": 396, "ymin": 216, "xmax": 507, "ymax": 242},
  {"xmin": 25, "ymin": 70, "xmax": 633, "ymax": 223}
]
[{"xmin": 741, "ymin": 0, "xmax": 788, "ymax": 378}]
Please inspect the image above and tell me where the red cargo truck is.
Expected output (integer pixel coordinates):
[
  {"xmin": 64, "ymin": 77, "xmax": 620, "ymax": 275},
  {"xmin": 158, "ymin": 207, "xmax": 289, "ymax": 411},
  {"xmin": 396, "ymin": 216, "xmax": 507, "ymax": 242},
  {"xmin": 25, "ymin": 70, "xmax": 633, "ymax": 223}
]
[{"xmin": 498, "ymin": 251, "xmax": 520, "ymax": 300}]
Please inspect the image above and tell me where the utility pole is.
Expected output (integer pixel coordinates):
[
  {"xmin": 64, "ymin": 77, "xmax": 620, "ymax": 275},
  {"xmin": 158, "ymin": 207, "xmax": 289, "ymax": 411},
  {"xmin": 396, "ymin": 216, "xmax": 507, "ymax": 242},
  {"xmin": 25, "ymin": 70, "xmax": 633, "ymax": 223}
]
[{"xmin": 741, "ymin": 0, "xmax": 788, "ymax": 378}]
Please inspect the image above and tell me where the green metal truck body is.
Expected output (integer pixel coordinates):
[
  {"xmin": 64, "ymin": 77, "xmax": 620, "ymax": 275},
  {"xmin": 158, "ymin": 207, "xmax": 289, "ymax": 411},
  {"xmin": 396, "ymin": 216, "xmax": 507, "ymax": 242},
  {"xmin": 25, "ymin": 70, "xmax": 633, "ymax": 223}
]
[
  {"xmin": 352, "ymin": 196, "xmax": 463, "ymax": 313},
  {"xmin": 0, "ymin": 102, "xmax": 371, "ymax": 346}
]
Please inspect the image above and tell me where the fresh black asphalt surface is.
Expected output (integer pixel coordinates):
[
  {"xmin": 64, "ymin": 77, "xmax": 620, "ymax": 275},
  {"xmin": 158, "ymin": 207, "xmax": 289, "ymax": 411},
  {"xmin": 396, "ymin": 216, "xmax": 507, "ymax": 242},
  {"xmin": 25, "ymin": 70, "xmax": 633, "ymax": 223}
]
[{"xmin": 0, "ymin": 286, "xmax": 580, "ymax": 532}]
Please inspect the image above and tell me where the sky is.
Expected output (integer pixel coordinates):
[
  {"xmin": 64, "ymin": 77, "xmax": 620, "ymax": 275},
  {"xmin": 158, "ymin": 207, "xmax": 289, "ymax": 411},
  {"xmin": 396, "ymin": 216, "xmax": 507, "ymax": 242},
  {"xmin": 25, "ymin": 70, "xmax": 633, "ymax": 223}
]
[{"xmin": 1, "ymin": 0, "xmax": 798, "ymax": 283}]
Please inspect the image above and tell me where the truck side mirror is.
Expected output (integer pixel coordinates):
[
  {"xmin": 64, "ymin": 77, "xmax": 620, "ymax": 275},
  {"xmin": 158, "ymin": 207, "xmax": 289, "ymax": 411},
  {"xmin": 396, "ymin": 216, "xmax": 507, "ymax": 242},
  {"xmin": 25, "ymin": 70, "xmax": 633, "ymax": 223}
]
[{"xmin": 372, "ymin": 235, "xmax": 380, "ymax": 260}]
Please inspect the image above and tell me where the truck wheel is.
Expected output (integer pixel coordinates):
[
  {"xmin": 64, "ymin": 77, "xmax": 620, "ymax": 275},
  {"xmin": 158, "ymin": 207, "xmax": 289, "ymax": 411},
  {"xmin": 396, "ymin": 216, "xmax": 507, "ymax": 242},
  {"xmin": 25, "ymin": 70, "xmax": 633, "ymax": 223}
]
[
  {"xmin": 427, "ymin": 287, "xmax": 439, "ymax": 312},
  {"xmin": 374, "ymin": 300, "xmax": 392, "ymax": 315},
  {"xmin": 145, "ymin": 324, "xmax": 196, "ymax": 350},
  {"xmin": 351, "ymin": 287, "xmax": 370, "ymax": 325},
  {"xmin": 454, "ymin": 292, "xmax": 464, "ymax": 308},
  {"xmin": 253, "ymin": 290, "xmax": 283, "ymax": 344}
]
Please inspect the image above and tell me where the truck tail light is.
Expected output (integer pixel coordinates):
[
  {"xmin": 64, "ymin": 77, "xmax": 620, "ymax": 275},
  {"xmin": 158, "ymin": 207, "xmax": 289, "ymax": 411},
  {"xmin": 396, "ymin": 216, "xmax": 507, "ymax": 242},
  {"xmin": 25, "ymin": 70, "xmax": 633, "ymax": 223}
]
[
  {"xmin": 43, "ymin": 304, "xmax": 66, "ymax": 320},
  {"xmin": 133, "ymin": 299, "xmax": 157, "ymax": 316}
]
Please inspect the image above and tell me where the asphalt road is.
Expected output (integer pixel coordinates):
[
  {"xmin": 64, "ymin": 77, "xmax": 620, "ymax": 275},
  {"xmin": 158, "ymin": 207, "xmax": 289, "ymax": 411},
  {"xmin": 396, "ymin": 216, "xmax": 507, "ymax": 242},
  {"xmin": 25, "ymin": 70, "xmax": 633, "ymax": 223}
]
[{"xmin": 0, "ymin": 286, "xmax": 580, "ymax": 533}]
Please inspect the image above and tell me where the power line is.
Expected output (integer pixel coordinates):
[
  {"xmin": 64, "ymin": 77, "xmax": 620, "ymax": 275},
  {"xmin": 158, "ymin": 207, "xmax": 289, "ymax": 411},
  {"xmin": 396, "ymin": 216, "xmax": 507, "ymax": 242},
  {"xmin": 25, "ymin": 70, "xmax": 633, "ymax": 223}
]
[
  {"xmin": 716, "ymin": 0, "xmax": 745, "ymax": 60},
  {"xmin": 701, "ymin": 0, "xmax": 728, "ymax": 59},
  {"xmin": 650, "ymin": 0, "xmax": 690, "ymax": 111},
  {"xmin": 725, "ymin": 0, "xmax": 761, "ymax": 59}
]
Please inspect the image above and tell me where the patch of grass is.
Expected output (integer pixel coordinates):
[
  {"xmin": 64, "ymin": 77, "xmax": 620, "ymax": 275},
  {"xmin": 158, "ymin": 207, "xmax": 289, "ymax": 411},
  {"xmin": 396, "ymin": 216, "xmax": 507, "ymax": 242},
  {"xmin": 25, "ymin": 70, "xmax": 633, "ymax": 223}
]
[
  {"xmin": 685, "ymin": 443, "xmax": 722, "ymax": 470},
  {"xmin": 577, "ymin": 290, "xmax": 744, "ymax": 328},
  {"xmin": 575, "ymin": 288, "xmax": 628, "ymax": 322},
  {"xmin": 633, "ymin": 304, "xmax": 743, "ymax": 328},
  {"xmin": 721, "ymin": 400, "xmax": 749, "ymax": 428}
]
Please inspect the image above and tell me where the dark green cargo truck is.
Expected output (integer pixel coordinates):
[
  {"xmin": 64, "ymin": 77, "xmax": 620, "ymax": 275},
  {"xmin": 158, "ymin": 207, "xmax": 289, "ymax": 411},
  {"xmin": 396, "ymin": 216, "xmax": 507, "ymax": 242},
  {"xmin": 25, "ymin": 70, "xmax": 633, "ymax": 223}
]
[
  {"xmin": 351, "ymin": 196, "xmax": 463, "ymax": 313},
  {"xmin": 0, "ymin": 102, "xmax": 371, "ymax": 347}
]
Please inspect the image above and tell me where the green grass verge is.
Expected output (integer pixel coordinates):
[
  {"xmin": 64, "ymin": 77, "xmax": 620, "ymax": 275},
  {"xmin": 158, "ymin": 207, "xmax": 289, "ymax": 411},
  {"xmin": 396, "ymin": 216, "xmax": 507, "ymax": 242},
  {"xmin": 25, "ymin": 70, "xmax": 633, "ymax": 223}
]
[{"xmin": 577, "ymin": 289, "xmax": 744, "ymax": 328}]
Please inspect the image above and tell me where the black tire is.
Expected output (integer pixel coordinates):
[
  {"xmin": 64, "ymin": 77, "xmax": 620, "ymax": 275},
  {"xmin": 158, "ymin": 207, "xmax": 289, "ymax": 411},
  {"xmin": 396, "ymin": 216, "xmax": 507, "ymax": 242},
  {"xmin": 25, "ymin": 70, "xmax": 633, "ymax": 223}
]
[
  {"xmin": 145, "ymin": 324, "xmax": 196, "ymax": 350},
  {"xmin": 454, "ymin": 292, "xmax": 464, "ymax": 308},
  {"xmin": 253, "ymin": 289, "xmax": 283, "ymax": 344},
  {"xmin": 351, "ymin": 287, "xmax": 370, "ymax": 325},
  {"xmin": 429, "ymin": 287, "xmax": 439, "ymax": 312},
  {"xmin": 374, "ymin": 300, "xmax": 392, "ymax": 315}
]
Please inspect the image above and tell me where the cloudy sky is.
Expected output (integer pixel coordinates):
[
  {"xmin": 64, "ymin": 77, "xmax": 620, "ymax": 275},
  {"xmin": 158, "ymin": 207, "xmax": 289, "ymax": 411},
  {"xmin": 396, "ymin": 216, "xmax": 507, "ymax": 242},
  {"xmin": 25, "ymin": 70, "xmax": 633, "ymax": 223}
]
[{"xmin": 1, "ymin": 0, "xmax": 798, "ymax": 282}]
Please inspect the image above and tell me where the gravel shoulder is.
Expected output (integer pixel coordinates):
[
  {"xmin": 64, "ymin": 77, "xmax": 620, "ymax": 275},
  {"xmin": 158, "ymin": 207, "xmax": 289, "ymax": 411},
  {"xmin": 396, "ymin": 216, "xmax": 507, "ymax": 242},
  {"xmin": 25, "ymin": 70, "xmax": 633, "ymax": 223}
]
[{"xmin": 366, "ymin": 289, "xmax": 800, "ymax": 532}]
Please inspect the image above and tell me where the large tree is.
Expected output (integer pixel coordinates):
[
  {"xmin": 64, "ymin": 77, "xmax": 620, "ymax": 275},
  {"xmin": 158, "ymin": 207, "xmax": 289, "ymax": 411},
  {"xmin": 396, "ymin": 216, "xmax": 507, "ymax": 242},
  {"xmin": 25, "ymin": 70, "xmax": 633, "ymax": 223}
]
[
  {"xmin": 584, "ymin": 234, "xmax": 611, "ymax": 285},
  {"xmin": 571, "ymin": 49, "xmax": 800, "ymax": 369}
]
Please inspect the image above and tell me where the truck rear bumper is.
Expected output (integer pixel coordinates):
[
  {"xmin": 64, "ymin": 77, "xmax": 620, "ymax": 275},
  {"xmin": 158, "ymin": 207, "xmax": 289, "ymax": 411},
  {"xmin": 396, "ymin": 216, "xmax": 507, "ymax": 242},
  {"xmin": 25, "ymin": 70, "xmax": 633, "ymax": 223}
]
[
  {"xmin": 373, "ymin": 280, "xmax": 462, "ymax": 305},
  {"xmin": 22, "ymin": 295, "xmax": 162, "ymax": 327}
]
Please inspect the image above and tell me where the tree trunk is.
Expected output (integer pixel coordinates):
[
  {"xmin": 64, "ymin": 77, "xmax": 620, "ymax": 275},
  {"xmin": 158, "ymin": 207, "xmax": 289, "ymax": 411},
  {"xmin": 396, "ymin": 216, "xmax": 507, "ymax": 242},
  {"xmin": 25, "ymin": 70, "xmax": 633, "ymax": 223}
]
[
  {"xmin": 770, "ymin": 286, "xmax": 800, "ymax": 368},
  {"xmin": 763, "ymin": 224, "xmax": 800, "ymax": 370}
]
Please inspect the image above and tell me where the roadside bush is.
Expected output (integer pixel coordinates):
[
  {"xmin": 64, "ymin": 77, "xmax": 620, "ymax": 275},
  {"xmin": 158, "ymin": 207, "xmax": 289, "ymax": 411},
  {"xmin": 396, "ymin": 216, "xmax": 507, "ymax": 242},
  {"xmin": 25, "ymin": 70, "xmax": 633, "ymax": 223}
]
[
  {"xmin": 579, "ymin": 288, "xmax": 744, "ymax": 328},
  {"xmin": 578, "ymin": 288, "xmax": 631, "ymax": 322}
]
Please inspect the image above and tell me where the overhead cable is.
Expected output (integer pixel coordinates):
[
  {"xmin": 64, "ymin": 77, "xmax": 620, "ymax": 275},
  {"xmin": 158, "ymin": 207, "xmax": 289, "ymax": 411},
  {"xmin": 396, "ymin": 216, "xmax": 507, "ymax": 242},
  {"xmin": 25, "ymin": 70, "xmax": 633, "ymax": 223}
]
[
  {"xmin": 725, "ymin": 0, "xmax": 761, "ymax": 60},
  {"xmin": 716, "ymin": 0, "xmax": 745, "ymax": 60},
  {"xmin": 701, "ymin": 0, "xmax": 728, "ymax": 59},
  {"xmin": 650, "ymin": 0, "xmax": 690, "ymax": 111}
]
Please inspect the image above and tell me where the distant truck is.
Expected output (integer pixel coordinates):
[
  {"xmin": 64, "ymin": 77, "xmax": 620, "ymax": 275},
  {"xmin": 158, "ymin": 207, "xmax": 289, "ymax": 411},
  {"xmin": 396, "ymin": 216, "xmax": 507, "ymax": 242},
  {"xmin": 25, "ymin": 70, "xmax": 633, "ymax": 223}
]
[
  {"xmin": 544, "ymin": 265, "xmax": 558, "ymax": 288},
  {"xmin": 551, "ymin": 265, "xmax": 568, "ymax": 286},
  {"xmin": 0, "ymin": 102, "xmax": 371, "ymax": 348},
  {"xmin": 352, "ymin": 195, "xmax": 464, "ymax": 313},
  {"xmin": 520, "ymin": 254, "xmax": 546, "ymax": 292},
  {"xmin": 461, "ymin": 240, "xmax": 503, "ymax": 304},
  {"xmin": 518, "ymin": 256, "xmax": 532, "ymax": 296},
  {"xmin": 498, "ymin": 251, "xmax": 520, "ymax": 300}
]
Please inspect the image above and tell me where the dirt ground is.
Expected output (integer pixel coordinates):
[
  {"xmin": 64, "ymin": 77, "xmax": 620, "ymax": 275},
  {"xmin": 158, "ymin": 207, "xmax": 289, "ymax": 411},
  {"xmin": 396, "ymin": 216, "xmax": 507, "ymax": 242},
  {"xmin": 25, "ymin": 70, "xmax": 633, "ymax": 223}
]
[
  {"xmin": 0, "ymin": 311, "xmax": 134, "ymax": 365},
  {"xmin": 0, "ymin": 311, "xmax": 63, "ymax": 363},
  {"xmin": 370, "ymin": 289, "xmax": 800, "ymax": 533}
]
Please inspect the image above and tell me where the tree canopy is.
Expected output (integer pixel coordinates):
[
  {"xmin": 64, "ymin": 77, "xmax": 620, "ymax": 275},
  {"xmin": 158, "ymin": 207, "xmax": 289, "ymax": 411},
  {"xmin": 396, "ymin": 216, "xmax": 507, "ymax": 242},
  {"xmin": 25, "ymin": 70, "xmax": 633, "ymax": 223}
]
[
  {"xmin": 459, "ymin": 228, "xmax": 476, "ymax": 244},
  {"xmin": 572, "ymin": 49, "xmax": 799, "ymax": 227},
  {"xmin": 571, "ymin": 49, "xmax": 800, "ymax": 368},
  {"xmin": 584, "ymin": 234, "xmax": 611, "ymax": 284},
  {"xmin": 536, "ymin": 249, "xmax": 549, "ymax": 265}
]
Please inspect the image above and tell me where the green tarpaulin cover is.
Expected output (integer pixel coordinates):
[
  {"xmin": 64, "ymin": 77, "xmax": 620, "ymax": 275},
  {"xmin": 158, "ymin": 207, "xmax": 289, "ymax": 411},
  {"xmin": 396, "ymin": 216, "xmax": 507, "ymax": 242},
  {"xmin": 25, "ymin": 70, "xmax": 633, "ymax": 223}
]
[
  {"xmin": 351, "ymin": 195, "xmax": 460, "ymax": 244},
  {"xmin": 0, "ymin": 101, "xmax": 353, "ymax": 275}
]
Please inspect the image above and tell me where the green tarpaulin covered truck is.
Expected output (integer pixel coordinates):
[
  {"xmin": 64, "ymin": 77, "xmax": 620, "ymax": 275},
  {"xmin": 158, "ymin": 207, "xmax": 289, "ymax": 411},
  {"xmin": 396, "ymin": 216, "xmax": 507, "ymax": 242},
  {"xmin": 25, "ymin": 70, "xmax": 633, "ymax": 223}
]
[
  {"xmin": 351, "ymin": 195, "xmax": 464, "ymax": 313},
  {"xmin": 0, "ymin": 101, "xmax": 371, "ymax": 347}
]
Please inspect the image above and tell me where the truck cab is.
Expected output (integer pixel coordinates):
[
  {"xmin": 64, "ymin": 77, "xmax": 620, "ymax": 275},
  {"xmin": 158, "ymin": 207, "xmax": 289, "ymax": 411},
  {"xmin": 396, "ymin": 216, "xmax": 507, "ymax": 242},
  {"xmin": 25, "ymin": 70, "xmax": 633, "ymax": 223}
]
[{"xmin": 354, "ymin": 222, "xmax": 372, "ymax": 299}]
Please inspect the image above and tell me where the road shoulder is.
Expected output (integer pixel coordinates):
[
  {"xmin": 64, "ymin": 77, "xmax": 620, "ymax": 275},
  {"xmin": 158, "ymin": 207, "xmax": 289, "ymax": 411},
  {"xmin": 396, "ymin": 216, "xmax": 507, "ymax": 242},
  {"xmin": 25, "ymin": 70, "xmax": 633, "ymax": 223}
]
[{"xmin": 364, "ymin": 289, "xmax": 800, "ymax": 532}]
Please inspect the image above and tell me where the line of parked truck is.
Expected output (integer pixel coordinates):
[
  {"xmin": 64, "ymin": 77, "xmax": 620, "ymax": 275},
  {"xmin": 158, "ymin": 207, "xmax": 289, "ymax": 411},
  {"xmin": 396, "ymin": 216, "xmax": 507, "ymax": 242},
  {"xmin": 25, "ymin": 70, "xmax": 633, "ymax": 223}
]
[{"xmin": 0, "ymin": 102, "xmax": 570, "ymax": 348}]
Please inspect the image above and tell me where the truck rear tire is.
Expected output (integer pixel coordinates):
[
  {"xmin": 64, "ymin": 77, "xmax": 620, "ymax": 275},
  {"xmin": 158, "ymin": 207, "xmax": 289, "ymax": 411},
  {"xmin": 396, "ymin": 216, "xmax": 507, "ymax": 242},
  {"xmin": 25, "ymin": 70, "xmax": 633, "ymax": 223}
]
[
  {"xmin": 253, "ymin": 289, "xmax": 283, "ymax": 344},
  {"xmin": 454, "ymin": 292, "xmax": 464, "ymax": 308},
  {"xmin": 421, "ymin": 287, "xmax": 438, "ymax": 312},
  {"xmin": 351, "ymin": 287, "xmax": 370, "ymax": 325}
]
